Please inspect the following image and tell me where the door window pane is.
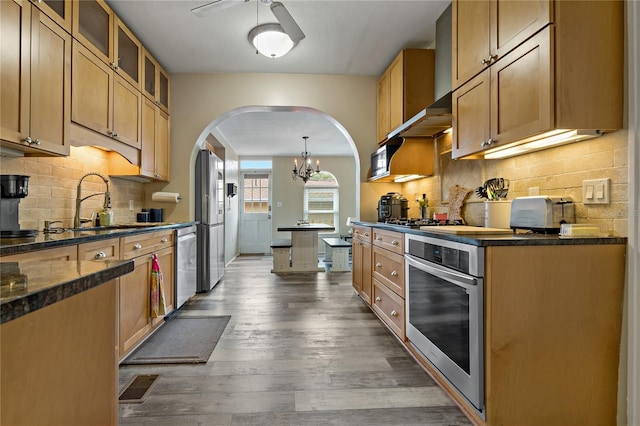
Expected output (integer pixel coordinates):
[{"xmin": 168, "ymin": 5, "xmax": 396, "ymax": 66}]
[{"xmin": 243, "ymin": 174, "xmax": 269, "ymax": 214}]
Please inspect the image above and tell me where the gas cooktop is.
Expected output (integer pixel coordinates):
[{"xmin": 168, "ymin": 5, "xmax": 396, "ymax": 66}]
[{"xmin": 378, "ymin": 218, "xmax": 464, "ymax": 228}]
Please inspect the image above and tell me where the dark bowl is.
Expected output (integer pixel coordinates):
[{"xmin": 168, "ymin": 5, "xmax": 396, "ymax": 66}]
[{"xmin": 0, "ymin": 175, "xmax": 29, "ymax": 198}]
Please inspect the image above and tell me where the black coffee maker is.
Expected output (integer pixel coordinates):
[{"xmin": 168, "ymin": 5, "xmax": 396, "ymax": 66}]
[
  {"xmin": 0, "ymin": 175, "xmax": 36, "ymax": 238},
  {"xmin": 377, "ymin": 192, "xmax": 409, "ymax": 222}
]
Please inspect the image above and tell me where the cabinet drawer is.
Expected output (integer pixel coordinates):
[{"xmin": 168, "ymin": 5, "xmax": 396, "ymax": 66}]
[
  {"xmin": 352, "ymin": 225, "xmax": 372, "ymax": 244},
  {"xmin": 78, "ymin": 238, "xmax": 120, "ymax": 261},
  {"xmin": 372, "ymin": 228, "xmax": 404, "ymax": 254},
  {"xmin": 372, "ymin": 246, "xmax": 404, "ymax": 297},
  {"xmin": 121, "ymin": 230, "xmax": 173, "ymax": 259},
  {"xmin": 372, "ymin": 278, "xmax": 405, "ymax": 340},
  {"xmin": 1, "ymin": 245, "xmax": 77, "ymax": 262}
]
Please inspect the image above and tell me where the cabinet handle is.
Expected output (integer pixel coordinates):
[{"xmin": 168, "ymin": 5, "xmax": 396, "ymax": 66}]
[
  {"xmin": 391, "ymin": 239, "xmax": 399, "ymax": 245},
  {"xmin": 375, "ymin": 262, "xmax": 382, "ymax": 268},
  {"xmin": 112, "ymin": 132, "xmax": 118, "ymax": 139},
  {"xmin": 23, "ymin": 136, "xmax": 41, "ymax": 145},
  {"xmin": 481, "ymin": 138, "xmax": 494, "ymax": 148},
  {"xmin": 94, "ymin": 251, "xmax": 106, "ymax": 259},
  {"xmin": 133, "ymin": 243, "xmax": 142, "ymax": 250},
  {"xmin": 375, "ymin": 296, "xmax": 381, "ymax": 302},
  {"xmin": 376, "ymin": 236, "xmax": 382, "ymax": 240},
  {"xmin": 481, "ymin": 54, "xmax": 498, "ymax": 65},
  {"xmin": 391, "ymin": 270, "xmax": 398, "ymax": 277},
  {"xmin": 161, "ymin": 237, "xmax": 168, "ymax": 243},
  {"xmin": 391, "ymin": 310, "xmax": 398, "ymax": 317},
  {"xmin": 364, "ymin": 232, "xmax": 369, "ymax": 237}
]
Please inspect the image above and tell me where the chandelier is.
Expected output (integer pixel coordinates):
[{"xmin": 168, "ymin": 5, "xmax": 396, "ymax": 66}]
[{"xmin": 291, "ymin": 136, "xmax": 320, "ymax": 183}]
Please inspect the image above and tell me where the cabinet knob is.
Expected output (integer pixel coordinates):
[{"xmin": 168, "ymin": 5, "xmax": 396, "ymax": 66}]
[
  {"xmin": 23, "ymin": 136, "xmax": 32, "ymax": 144},
  {"xmin": 481, "ymin": 55, "xmax": 498, "ymax": 65},
  {"xmin": 391, "ymin": 239, "xmax": 399, "ymax": 245},
  {"xmin": 354, "ymin": 230, "xmax": 359, "ymax": 235},
  {"xmin": 161, "ymin": 237, "xmax": 168, "ymax": 243},
  {"xmin": 391, "ymin": 270, "xmax": 398, "ymax": 277},
  {"xmin": 112, "ymin": 132, "xmax": 118, "ymax": 139},
  {"xmin": 376, "ymin": 236, "xmax": 382, "ymax": 240},
  {"xmin": 391, "ymin": 310, "xmax": 398, "ymax": 317},
  {"xmin": 133, "ymin": 243, "xmax": 142, "ymax": 250},
  {"xmin": 364, "ymin": 232, "xmax": 369, "ymax": 237},
  {"xmin": 95, "ymin": 251, "xmax": 106, "ymax": 259},
  {"xmin": 33, "ymin": 138, "xmax": 40, "ymax": 145},
  {"xmin": 375, "ymin": 262, "xmax": 382, "ymax": 268},
  {"xmin": 375, "ymin": 296, "xmax": 382, "ymax": 302}
]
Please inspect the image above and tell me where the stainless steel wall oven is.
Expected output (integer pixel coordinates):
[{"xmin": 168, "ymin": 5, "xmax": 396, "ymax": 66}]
[{"xmin": 405, "ymin": 233, "xmax": 485, "ymax": 415}]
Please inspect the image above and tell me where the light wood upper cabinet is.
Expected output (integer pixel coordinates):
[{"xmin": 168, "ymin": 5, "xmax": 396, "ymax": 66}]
[
  {"xmin": 72, "ymin": 0, "xmax": 141, "ymax": 89},
  {"xmin": 30, "ymin": 0, "xmax": 72, "ymax": 33},
  {"xmin": 452, "ymin": 1, "xmax": 623, "ymax": 159},
  {"xmin": 142, "ymin": 48, "xmax": 171, "ymax": 114},
  {"xmin": 452, "ymin": 0, "xmax": 551, "ymax": 90},
  {"xmin": 109, "ymin": 96, "xmax": 170, "ymax": 182},
  {"xmin": 376, "ymin": 49, "xmax": 435, "ymax": 143},
  {"xmin": 71, "ymin": 40, "xmax": 141, "ymax": 149},
  {"xmin": 0, "ymin": 0, "xmax": 71, "ymax": 157}
]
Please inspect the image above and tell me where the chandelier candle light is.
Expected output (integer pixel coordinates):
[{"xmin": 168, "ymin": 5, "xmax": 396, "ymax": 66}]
[{"xmin": 292, "ymin": 136, "xmax": 320, "ymax": 183}]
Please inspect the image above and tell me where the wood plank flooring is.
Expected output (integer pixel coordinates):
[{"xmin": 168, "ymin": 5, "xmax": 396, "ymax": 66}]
[{"xmin": 119, "ymin": 255, "xmax": 471, "ymax": 425}]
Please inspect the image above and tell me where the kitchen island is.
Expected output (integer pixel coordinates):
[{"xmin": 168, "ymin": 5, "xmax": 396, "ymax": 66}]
[
  {"xmin": 1, "ymin": 259, "xmax": 134, "ymax": 426},
  {"xmin": 351, "ymin": 221, "xmax": 627, "ymax": 426},
  {"xmin": 276, "ymin": 223, "xmax": 335, "ymax": 272}
]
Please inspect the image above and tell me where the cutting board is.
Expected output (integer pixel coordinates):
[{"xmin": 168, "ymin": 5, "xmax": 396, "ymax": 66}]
[{"xmin": 420, "ymin": 225, "xmax": 513, "ymax": 235}]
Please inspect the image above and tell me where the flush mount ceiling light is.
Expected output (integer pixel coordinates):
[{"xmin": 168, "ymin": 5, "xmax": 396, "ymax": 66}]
[{"xmin": 248, "ymin": 23, "xmax": 296, "ymax": 58}]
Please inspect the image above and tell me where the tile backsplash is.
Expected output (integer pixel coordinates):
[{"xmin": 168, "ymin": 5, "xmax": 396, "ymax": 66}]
[
  {"xmin": 403, "ymin": 129, "xmax": 629, "ymax": 237},
  {"xmin": 0, "ymin": 147, "xmax": 145, "ymax": 230}
]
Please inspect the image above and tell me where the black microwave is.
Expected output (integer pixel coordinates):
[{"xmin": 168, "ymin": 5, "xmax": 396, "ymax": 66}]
[{"xmin": 370, "ymin": 140, "xmax": 402, "ymax": 181}]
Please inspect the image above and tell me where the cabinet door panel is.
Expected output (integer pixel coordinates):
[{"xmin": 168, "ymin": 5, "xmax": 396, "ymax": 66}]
[
  {"xmin": 492, "ymin": 0, "xmax": 551, "ymax": 58},
  {"xmin": 119, "ymin": 255, "xmax": 152, "ymax": 357},
  {"xmin": 360, "ymin": 242, "xmax": 372, "ymax": 305},
  {"xmin": 0, "ymin": 0, "xmax": 30, "ymax": 145},
  {"xmin": 112, "ymin": 75, "xmax": 141, "ymax": 148},
  {"xmin": 491, "ymin": 28, "xmax": 553, "ymax": 146},
  {"xmin": 142, "ymin": 51, "xmax": 157, "ymax": 101},
  {"xmin": 30, "ymin": 10, "xmax": 70, "ymax": 155},
  {"xmin": 140, "ymin": 97, "xmax": 157, "ymax": 177},
  {"xmin": 71, "ymin": 41, "xmax": 112, "ymax": 136},
  {"xmin": 154, "ymin": 109, "xmax": 170, "ymax": 181},
  {"xmin": 452, "ymin": 71, "xmax": 490, "ymax": 159},
  {"xmin": 452, "ymin": 0, "xmax": 490, "ymax": 89},
  {"xmin": 388, "ymin": 56, "xmax": 404, "ymax": 130},
  {"xmin": 151, "ymin": 246, "xmax": 175, "ymax": 327},
  {"xmin": 32, "ymin": 0, "xmax": 72, "ymax": 33},
  {"xmin": 73, "ymin": 0, "xmax": 112, "ymax": 64},
  {"xmin": 114, "ymin": 17, "xmax": 141, "ymax": 89},
  {"xmin": 158, "ymin": 67, "xmax": 170, "ymax": 113},
  {"xmin": 376, "ymin": 72, "xmax": 390, "ymax": 142}
]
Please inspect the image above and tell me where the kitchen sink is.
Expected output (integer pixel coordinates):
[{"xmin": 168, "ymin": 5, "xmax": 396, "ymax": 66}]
[{"xmin": 66, "ymin": 223, "xmax": 164, "ymax": 232}]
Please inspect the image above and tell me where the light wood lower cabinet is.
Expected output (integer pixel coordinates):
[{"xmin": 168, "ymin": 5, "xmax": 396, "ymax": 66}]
[
  {"xmin": 1, "ymin": 280, "xmax": 118, "ymax": 426},
  {"xmin": 118, "ymin": 230, "xmax": 175, "ymax": 359},
  {"xmin": 1, "ymin": 245, "xmax": 77, "ymax": 262},
  {"xmin": 372, "ymin": 278, "xmax": 405, "ymax": 339},
  {"xmin": 351, "ymin": 225, "xmax": 372, "ymax": 303}
]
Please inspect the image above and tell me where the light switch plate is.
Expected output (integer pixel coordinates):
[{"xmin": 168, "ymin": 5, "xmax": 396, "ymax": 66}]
[{"xmin": 583, "ymin": 178, "xmax": 610, "ymax": 204}]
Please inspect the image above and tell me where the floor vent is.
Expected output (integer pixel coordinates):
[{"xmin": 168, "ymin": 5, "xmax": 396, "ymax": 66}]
[{"xmin": 118, "ymin": 374, "xmax": 160, "ymax": 403}]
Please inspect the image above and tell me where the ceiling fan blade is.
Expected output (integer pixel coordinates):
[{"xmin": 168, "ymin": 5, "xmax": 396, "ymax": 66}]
[
  {"xmin": 191, "ymin": 0, "xmax": 247, "ymax": 17},
  {"xmin": 270, "ymin": 1, "xmax": 305, "ymax": 43}
]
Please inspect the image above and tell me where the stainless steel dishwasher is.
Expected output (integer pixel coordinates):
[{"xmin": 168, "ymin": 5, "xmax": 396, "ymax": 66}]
[{"xmin": 175, "ymin": 225, "xmax": 197, "ymax": 309}]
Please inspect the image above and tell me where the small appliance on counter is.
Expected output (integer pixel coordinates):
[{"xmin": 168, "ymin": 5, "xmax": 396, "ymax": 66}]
[
  {"xmin": 377, "ymin": 192, "xmax": 408, "ymax": 222},
  {"xmin": 0, "ymin": 175, "xmax": 36, "ymax": 238},
  {"xmin": 510, "ymin": 196, "xmax": 575, "ymax": 233}
]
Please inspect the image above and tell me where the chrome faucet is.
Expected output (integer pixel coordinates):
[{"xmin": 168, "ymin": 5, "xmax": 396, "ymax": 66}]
[{"xmin": 74, "ymin": 172, "xmax": 110, "ymax": 228}]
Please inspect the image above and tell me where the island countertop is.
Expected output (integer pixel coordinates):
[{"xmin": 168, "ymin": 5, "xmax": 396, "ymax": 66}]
[{"xmin": 1, "ymin": 259, "xmax": 134, "ymax": 323}]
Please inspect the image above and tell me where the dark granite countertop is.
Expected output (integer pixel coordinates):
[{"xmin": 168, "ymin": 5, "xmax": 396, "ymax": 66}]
[
  {"xmin": 0, "ymin": 221, "xmax": 197, "ymax": 257},
  {"xmin": 352, "ymin": 221, "xmax": 628, "ymax": 246},
  {"xmin": 1, "ymin": 259, "xmax": 134, "ymax": 323}
]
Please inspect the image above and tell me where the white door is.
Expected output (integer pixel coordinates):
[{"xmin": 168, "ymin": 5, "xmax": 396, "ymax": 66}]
[{"xmin": 239, "ymin": 172, "xmax": 271, "ymax": 253}]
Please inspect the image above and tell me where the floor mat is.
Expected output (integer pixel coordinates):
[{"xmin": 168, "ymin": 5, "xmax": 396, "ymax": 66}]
[{"xmin": 121, "ymin": 316, "xmax": 230, "ymax": 365}]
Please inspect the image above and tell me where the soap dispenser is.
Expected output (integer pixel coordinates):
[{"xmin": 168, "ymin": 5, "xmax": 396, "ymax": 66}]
[{"xmin": 99, "ymin": 193, "xmax": 114, "ymax": 226}]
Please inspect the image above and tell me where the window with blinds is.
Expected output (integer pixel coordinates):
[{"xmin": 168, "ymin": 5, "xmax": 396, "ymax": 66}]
[{"xmin": 304, "ymin": 172, "xmax": 339, "ymax": 226}]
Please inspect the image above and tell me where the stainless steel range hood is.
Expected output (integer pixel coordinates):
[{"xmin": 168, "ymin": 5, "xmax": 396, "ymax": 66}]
[{"xmin": 387, "ymin": 4, "xmax": 452, "ymax": 140}]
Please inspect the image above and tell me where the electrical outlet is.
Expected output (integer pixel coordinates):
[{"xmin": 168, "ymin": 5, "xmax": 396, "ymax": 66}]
[
  {"xmin": 583, "ymin": 178, "xmax": 610, "ymax": 205},
  {"xmin": 129, "ymin": 200, "xmax": 134, "ymax": 211},
  {"xmin": 528, "ymin": 187, "xmax": 540, "ymax": 196}
]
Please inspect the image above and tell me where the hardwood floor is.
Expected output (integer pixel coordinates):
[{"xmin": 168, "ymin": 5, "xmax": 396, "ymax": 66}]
[{"xmin": 119, "ymin": 255, "xmax": 471, "ymax": 425}]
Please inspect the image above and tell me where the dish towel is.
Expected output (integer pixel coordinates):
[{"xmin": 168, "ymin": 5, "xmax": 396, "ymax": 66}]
[{"xmin": 150, "ymin": 253, "xmax": 166, "ymax": 318}]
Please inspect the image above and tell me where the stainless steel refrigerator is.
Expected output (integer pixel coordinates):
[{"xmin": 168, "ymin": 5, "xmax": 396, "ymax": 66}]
[{"xmin": 195, "ymin": 150, "xmax": 225, "ymax": 292}]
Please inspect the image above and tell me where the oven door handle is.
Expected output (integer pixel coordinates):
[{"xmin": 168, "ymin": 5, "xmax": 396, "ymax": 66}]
[{"xmin": 405, "ymin": 254, "xmax": 478, "ymax": 289}]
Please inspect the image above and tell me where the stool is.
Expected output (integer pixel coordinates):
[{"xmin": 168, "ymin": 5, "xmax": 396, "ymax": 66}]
[
  {"xmin": 270, "ymin": 239, "xmax": 292, "ymax": 272},
  {"xmin": 322, "ymin": 238, "xmax": 352, "ymax": 272}
]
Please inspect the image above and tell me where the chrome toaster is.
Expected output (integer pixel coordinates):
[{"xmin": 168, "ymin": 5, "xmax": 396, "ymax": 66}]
[{"xmin": 510, "ymin": 196, "xmax": 575, "ymax": 232}]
